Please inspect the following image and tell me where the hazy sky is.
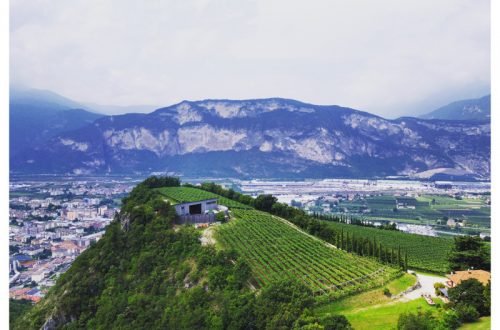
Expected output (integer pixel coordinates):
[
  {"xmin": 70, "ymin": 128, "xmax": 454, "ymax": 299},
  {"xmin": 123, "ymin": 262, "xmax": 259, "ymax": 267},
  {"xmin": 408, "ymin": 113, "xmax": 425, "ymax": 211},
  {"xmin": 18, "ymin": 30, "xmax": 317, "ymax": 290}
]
[{"xmin": 10, "ymin": 0, "xmax": 490, "ymax": 117}]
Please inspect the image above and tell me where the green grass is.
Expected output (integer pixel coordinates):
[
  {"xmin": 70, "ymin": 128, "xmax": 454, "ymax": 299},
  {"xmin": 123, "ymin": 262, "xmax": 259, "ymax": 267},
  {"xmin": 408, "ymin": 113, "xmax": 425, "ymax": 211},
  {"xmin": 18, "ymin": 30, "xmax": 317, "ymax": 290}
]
[
  {"xmin": 155, "ymin": 186, "xmax": 251, "ymax": 209},
  {"xmin": 216, "ymin": 208, "xmax": 401, "ymax": 298},
  {"xmin": 459, "ymin": 317, "xmax": 491, "ymax": 330},
  {"xmin": 387, "ymin": 273, "xmax": 417, "ymax": 293},
  {"xmin": 321, "ymin": 220, "xmax": 453, "ymax": 273},
  {"xmin": 317, "ymin": 297, "xmax": 443, "ymax": 330},
  {"xmin": 314, "ymin": 273, "xmax": 417, "ymax": 315}
]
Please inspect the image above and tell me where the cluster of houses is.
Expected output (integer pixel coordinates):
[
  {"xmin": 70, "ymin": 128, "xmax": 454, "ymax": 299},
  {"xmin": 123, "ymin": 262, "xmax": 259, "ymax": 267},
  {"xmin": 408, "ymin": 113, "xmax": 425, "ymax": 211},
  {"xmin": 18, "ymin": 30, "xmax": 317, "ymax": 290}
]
[{"xmin": 9, "ymin": 182, "xmax": 126, "ymax": 303}]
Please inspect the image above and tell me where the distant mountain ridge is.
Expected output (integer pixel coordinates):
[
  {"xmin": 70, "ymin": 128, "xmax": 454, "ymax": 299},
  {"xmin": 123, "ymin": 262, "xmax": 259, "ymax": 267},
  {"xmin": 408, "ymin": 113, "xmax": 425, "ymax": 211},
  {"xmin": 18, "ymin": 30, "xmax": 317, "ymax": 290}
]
[
  {"xmin": 10, "ymin": 88, "xmax": 104, "ymax": 159},
  {"xmin": 420, "ymin": 95, "xmax": 490, "ymax": 121},
  {"xmin": 10, "ymin": 92, "xmax": 491, "ymax": 180}
]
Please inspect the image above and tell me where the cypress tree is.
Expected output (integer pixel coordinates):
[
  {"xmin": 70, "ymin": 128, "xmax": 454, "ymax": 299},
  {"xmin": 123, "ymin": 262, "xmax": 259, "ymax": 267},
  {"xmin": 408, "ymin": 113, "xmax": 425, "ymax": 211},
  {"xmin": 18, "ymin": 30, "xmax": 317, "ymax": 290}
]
[
  {"xmin": 345, "ymin": 232, "xmax": 351, "ymax": 252},
  {"xmin": 341, "ymin": 229, "xmax": 344, "ymax": 250},
  {"xmin": 397, "ymin": 246, "xmax": 401, "ymax": 268},
  {"xmin": 372, "ymin": 237, "xmax": 376, "ymax": 257}
]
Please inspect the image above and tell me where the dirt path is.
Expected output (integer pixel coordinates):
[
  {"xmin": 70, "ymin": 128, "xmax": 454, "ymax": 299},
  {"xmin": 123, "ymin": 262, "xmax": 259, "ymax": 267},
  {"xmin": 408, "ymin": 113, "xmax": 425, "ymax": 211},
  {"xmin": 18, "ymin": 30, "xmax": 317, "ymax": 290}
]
[
  {"xmin": 200, "ymin": 226, "xmax": 216, "ymax": 246},
  {"xmin": 397, "ymin": 271, "xmax": 447, "ymax": 302}
]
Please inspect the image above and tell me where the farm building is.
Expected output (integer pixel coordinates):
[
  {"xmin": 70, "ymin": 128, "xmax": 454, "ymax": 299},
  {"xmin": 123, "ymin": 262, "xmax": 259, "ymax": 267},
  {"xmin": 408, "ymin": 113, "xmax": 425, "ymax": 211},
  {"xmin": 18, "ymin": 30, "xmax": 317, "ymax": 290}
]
[
  {"xmin": 173, "ymin": 198, "xmax": 219, "ymax": 225},
  {"xmin": 174, "ymin": 198, "xmax": 218, "ymax": 216}
]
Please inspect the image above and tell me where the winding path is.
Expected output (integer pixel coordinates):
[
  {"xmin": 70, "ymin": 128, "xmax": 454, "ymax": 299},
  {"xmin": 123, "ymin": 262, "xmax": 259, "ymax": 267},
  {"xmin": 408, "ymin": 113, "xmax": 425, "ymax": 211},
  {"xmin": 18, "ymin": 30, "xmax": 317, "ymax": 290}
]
[{"xmin": 398, "ymin": 271, "xmax": 447, "ymax": 301}]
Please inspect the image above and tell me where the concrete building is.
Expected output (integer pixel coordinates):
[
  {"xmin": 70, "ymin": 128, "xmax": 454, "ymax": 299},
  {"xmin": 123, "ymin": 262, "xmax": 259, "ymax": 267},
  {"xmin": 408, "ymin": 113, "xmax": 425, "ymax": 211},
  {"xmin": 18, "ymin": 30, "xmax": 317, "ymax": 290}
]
[{"xmin": 174, "ymin": 198, "xmax": 218, "ymax": 216}]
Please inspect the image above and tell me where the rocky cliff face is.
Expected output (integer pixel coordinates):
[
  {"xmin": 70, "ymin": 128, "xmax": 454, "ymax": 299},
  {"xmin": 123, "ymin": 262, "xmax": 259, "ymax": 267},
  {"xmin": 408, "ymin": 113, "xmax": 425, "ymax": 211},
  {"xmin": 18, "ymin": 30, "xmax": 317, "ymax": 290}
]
[{"xmin": 11, "ymin": 98, "xmax": 490, "ymax": 179}]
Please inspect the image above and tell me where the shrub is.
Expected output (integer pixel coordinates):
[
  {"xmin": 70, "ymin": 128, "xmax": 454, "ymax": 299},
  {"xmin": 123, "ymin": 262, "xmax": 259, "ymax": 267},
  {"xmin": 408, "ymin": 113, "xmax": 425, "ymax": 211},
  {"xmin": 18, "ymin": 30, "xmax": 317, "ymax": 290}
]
[
  {"xmin": 397, "ymin": 311, "xmax": 437, "ymax": 330},
  {"xmin": 441, "ymin": 310, "xmax": 461, "ymax": 329},
  {"xmin": 455, "ymin": 304, "xmax": 480, "ymax": 323},
  {"xmin": 434, "ymin": 282, "xmax": 445, "ymax": 296},
  {"xmin": 383, "ymin": 287, "xmax": 391, "ymax": 297},
  {"xmin": 215, "ymin": 212, "xmax": 226, "ymax": 222}
]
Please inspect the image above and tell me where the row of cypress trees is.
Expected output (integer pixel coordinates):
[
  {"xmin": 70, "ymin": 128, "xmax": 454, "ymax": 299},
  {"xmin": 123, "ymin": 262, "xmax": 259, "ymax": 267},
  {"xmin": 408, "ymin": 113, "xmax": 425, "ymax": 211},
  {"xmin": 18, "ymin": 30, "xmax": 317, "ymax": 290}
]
[{"xmin": 334, "ymin": 228, "xmax": 408, "ymax": 270}]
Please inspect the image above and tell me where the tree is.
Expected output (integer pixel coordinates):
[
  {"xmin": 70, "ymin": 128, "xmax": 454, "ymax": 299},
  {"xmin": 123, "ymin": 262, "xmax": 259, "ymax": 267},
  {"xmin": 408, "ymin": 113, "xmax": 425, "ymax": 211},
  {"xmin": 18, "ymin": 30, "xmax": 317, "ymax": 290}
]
[
  {"xmin": 254, "ymin": 194, "xmax": 278, "ymax": 213},
  {"xmin": 448, "ymin": 279, "xmax": 488, "ymax": 315},
  {"xmin": 320, "ymin": 314, "xmax": 352, "ymax": 330},
  {"xmin": 440, "ymin": 310, "xmax": 461, "ymax": 330},
  {"xmin": 434, "ymin": 282, "xmax": 445, "ymax": 296},
  {"xmin": 215, "ymin": 212, "xmax": 226, "ymax": 223},
  {"xmin": 9, "ymin": 299, "xmax": 33, "ymax": 329},
  {"xmin": 397, "ymin": 311, "xmax": 437, "ymax": 330},
  {"xmin": 455, "ymin": 304, "xmax": 479, "ymax": 323},
  {"xmin": 483, "ymin": 281, "xmax": 491, "ymax": 315},
  {"xmin": 447, "ymin": 236, "xmax": 490, "ymax": 271},
  {"xmin": 254, "ymin": 279, "xmax": 313, "ymax": 330},
  {"xmin": 294, "ymin": 313, "xmax": 352, "ymax": 330}
]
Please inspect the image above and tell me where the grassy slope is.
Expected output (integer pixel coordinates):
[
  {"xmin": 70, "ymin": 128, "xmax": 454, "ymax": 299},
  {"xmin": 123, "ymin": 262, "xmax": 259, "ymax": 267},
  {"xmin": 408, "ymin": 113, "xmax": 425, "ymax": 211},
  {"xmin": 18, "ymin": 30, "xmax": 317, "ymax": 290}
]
[
  {"xmin": 313, "ymin": 273, "xmax": 445, "ymax": 330},
  {"xmin": 458, "ymin": 317, "xmax": 491, "ymax": 330},
  {"xmin": 338, "ymin": 298, "xmax": 443, "ymax": 330},
  {"xmin": 314, "ymin": 273, "xmax": 416, "ymax": 315}
]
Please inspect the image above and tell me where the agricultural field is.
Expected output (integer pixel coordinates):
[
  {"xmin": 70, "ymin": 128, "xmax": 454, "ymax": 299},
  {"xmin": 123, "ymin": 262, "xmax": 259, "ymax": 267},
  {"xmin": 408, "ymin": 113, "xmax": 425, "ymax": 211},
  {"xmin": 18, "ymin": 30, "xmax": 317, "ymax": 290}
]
[
  {"xmin": 216, "ymin": 208, "xmax": 401, "ymax": 297},
  {"xmin": 321, "ymin": 221, "xmax": 453, "ymax": 273},
  {"xmin": 334, "ymin": 194, "xmax": 490, "ymax": 229},
  {"xmin": 155, "ymin": 186, "xmax": 251, "ymax": 209}
]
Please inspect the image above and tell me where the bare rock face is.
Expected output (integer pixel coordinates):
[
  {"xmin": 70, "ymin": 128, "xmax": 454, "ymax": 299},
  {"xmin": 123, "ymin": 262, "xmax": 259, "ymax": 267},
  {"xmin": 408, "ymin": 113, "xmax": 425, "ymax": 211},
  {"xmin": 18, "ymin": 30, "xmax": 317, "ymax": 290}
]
[
  {"xmin": 119, "ymin": 213, "xmax": 131, "ymax": 232},
  {"xmin": 11, "ymin": 98, "xmax": 490, "ymax": 180}
]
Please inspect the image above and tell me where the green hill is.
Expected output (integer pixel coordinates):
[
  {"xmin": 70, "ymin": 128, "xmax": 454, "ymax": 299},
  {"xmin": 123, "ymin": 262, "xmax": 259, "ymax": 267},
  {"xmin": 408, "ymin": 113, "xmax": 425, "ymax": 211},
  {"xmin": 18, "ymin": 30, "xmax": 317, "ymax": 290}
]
[{"xmin": 15, "ymin": 177, "xmax": 382, "ymax": 329}]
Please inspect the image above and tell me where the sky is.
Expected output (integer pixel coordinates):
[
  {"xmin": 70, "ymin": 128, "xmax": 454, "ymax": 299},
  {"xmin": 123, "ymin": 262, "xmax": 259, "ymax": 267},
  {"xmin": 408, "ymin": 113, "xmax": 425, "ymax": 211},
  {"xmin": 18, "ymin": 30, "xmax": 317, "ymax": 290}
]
[{"xmin": 10, "ymin": 0, "xmax": 490, "ymax": 118}]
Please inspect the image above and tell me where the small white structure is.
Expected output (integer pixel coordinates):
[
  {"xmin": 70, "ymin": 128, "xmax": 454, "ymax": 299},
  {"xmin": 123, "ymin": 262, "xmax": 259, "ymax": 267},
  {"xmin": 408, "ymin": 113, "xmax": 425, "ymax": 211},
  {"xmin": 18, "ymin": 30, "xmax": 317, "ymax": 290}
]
[{"xmin": 174, "ymin": 198, "xmax": 218, "ymax": 216}]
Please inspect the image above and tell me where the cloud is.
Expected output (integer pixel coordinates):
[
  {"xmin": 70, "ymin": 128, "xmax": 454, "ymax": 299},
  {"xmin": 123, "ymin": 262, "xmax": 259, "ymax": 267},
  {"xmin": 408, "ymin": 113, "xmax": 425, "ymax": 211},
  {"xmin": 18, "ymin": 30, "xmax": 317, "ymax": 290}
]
[{"xmin": 10, "ymin": 0, "xmax": 490, "ymax": 117}]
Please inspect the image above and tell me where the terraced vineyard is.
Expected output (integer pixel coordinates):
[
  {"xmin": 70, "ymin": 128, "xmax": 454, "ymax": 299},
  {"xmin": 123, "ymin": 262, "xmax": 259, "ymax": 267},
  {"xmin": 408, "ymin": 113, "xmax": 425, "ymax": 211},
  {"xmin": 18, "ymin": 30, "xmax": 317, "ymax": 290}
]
[
  {"xmin": 156, "ymin": 187, "xmax": 251, "ymax": 209},
  {"xmin": 217, "ymin": 209, "xmax": 401, "ymax": 297},
  {"xmin": 321, "ymin": 221, "xmax": 453, "ymax": 273}
]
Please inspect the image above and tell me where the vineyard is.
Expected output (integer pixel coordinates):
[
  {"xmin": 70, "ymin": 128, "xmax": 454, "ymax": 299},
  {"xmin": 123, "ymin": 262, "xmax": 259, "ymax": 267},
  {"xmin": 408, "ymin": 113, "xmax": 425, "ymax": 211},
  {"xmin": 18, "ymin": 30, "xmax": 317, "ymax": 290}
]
[
  {"xmin": 156, "ymin": 187, "xmax": 251, "ymax": 209},
  {"xmin": 216, "ymin": 209, "xmax": 401, "ymax": 298},
  {"xmin": 321, "ymin": 220, "xmax": 453, "ymax": 273},
  {"xmin": 333, "ymin": 194, "xmax": 490, "ymax": 228}
]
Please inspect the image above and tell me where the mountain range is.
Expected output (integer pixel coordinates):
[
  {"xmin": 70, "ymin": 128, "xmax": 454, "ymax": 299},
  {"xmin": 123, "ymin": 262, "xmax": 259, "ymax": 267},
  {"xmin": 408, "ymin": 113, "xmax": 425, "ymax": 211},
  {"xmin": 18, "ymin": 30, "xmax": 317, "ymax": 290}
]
[
  {"xmin": 420, "ymin": 95, "xmax": 490, "ymax": 121},
  {"xmin": 9, "ymin": 89, "xmax": 491, "ymax": 180}
]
